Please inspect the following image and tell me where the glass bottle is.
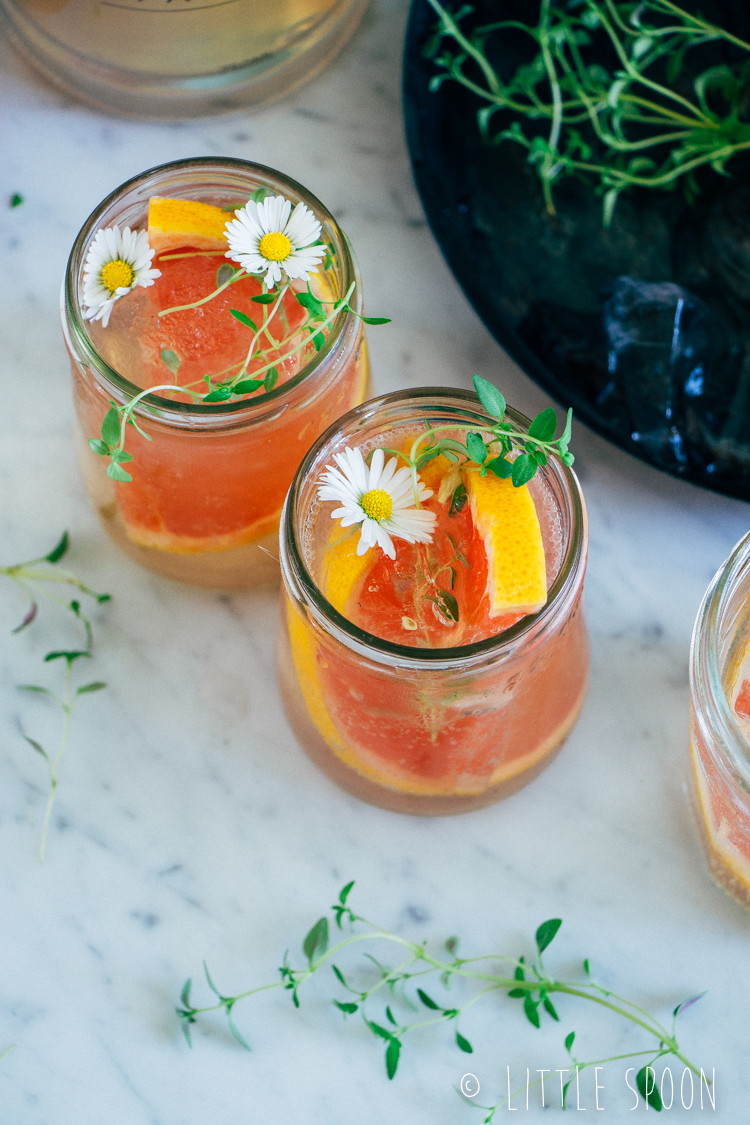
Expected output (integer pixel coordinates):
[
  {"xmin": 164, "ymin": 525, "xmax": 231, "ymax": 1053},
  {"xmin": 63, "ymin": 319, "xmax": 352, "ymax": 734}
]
[
  {"xmin": 0, "ymin": 0, "xmax": 369, "ymax": 118},
  {"xmin": 63, "ymin": 157, "xmax": 369, "ymax": 588},
  {"xmin": 690, "ymin": 530, "xmax": 750, "ymax": 908},
  {"xmin": 278, "ymin": 388, "xmax": 589, "ymax": 815}
]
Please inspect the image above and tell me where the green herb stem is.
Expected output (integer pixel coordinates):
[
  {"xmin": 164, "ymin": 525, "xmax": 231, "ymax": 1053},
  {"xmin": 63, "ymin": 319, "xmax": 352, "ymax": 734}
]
[
  {"xmin": 38, "ymin": 658, "xmax": 73, "ymax": 862},
  {"xmin": 237, "ymin": 284, "xmax": 288, "ymax": 380},
  {"xmin": 426, "ymin": 0, "xmax": 750, "ymax": 224},
  {"xmin": 3, "ymin": 533, "xmax": 109, "ymax": 860},
  {"xmin": 158, "ymin": 268, "xmax": 246, "ymax": 317},
  {"xmin": 178, "ymin": 884, "xmax": 705, "ymax": 1114}
]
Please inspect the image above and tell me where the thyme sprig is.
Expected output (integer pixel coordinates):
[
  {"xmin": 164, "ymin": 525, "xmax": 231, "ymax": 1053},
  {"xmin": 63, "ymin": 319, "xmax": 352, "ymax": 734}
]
[
  {"xmin": 425, "ymin": 0, "xmax": 750, "ymax": 224},
  {"xmin": 2, "ymin": 532, "xmax": 110, "ymax": 861},
  {"xmin": 177, "ymin": 883, "xmax": 704, "ymax": 1117},
  {"xmin": 384, "ymin": 375, "xmax": 573, "ymax": 511},
  {"xmin": 89, "ymin": 279, "xmax": 388, "ymax": 484}
]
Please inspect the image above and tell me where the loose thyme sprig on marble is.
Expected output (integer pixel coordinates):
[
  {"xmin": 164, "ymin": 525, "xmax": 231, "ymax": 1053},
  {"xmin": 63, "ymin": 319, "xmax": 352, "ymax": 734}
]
[
  {"xmin": 1, "ymin": 532, "xmax": 110, "ymax": 861},
  {"xmin": 425, "ymin": 0, "xmax": 750, "ymax": 226},
  {"xmin": 85, "ymin": 188, "xmax": 390, "ymax": 484},
  {"xmin": 176, "ymin": 883, "xmax": 705, "ymax": 1117}
]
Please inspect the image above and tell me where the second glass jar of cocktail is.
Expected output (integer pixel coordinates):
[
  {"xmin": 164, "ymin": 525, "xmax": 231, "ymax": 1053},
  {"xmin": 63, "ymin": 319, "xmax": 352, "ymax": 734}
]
[
  {"xmin": 278, "ymin": 387, "xmax": 589, "ymax": 815},
  {"xmin": 63, "ymin": 157, "xmax": 370, "ymax": 588},
  {"xmin": 690, "ymin": 530, "xmax": 750, "ymax": 908}
]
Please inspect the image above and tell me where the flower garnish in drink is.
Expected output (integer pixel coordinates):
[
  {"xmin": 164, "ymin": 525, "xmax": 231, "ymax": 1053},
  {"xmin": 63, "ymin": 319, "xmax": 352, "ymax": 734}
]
[
  {"xmin": 278, "ymin": 383, "xmax": 589, "ymax": 814},
  {"xmin": 64, "ymin": 159, "xmax": 384, "ymax": 587}
]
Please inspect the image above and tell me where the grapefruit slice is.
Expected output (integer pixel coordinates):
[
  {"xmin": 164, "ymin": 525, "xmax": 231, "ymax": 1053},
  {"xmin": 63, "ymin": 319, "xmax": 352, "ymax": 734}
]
[
  {"xmin": 122, "ymin": 507, "xmax": 281, "ymax": 554},
  {"xmin": 466, "ymin": 467, "xmax": 547, "ymax": 617},
  {"xmin": 320, "ymin": 528, "xmax": 375, "ymax": 614},
  {"xmin": 728, "ymin": 635, "xmax": 750, "ymax": 743},
  {"xmin": 148, "ymin": 197, "xmax": 231, "ymax": 255}
]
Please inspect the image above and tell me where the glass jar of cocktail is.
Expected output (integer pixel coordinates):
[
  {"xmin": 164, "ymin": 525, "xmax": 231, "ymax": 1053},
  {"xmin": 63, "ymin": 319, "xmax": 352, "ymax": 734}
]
[
  {"xmin": 63, "ymin": 157, "xmax": 373, "ymax": 588},
  {"xmin": 0, "ymin": 0, "xmax": 369, "ymax": 119},
  {"xmin": 278, "ymin": 384, "xmax": 589, "ymax": 815},
  {"xmin": 690, "ymin": 530, "xmax": 750, "ymax": 908}
]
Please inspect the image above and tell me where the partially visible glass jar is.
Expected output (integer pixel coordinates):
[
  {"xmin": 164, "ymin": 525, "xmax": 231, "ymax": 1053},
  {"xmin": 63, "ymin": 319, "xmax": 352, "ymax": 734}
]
[
  {"xmin": 0, "ymin": 0, "xmax": 369, "ymax": 118},
  {"xmin": 690, "ymin": 530, "xmax": 750, "ymax": 908},
  {"xmin": 277, "ymin": 388, "xmax": 589, "ymax": 815},
  {"xmin": 63, "ymin": 157, "xmax": 369, "ymax": 589}
]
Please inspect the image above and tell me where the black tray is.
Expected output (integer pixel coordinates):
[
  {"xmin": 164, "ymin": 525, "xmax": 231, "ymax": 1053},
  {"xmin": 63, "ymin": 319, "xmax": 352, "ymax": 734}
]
[{"xmin": 403, "ymin": 0, "xmax": 750, "ymax": 501}]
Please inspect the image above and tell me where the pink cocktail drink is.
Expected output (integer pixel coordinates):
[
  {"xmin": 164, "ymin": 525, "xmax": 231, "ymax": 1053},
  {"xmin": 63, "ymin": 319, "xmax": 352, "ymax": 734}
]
[
  {"xmin": 278, "ymin": 388, "xmax": 589, "ymax": 814},
  {"xmin": 64, "ymin": 158, "xmax": 372, "ymax": 587}
]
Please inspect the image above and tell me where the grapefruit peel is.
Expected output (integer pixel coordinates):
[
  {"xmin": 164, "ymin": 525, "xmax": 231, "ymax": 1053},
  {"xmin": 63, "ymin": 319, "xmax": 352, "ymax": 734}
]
[
  {"xmin": 148, "ymin": 197, "xmax": 231, "ymax": 255},
  {"xmin": 465, "ymin": 468, "xmax": 547, "ymax": 617}
]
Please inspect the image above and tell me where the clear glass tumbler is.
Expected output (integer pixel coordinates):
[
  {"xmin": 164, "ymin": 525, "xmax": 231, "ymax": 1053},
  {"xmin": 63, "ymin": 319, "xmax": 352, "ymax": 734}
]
[
  {"xmin": 63, "ymin": 157, "xmax": 369, "ymax": 588},
  {"xmin": 0, "ymin": 0, "xmax": 369, "ymax": 118},
  {"xmin": 277, "ymin": 388, "xmax": 589, "ymax": 815},
  {"xmin": 690, "ymin": 530, "xmax": 750, "ymax": 908}
]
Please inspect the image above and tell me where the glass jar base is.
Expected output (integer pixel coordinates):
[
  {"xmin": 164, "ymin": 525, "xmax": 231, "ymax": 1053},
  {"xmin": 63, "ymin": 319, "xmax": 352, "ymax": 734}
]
[
  {"xmin": 97, "ymin": 503, "xmax": 281, "ymax": 588},
  {"xmin": 1, "ymin": 0, "xmax": 369, "ymax": 119},
  {"xmin": 276, "ymin": 613, "xmax": 587, "ymax": 815},
  {"xmin": 78, "ymin": 425, "xmax": 281, "ymax": 588}
]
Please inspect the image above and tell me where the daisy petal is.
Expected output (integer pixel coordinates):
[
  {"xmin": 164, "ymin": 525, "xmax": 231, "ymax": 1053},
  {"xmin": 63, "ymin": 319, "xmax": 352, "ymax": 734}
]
[
  {"xmin": 374, "ymin": 524, "xmax": 396, "ymax": 559},
  {"xmin": 285, "ymin": 202, "xmax": 322, "ymax": 248},
  {"xmin": 260, "ymin": 195, "xmax": 292, "ymax": 235},
  {"xmin": 368, "ymin": 447, "xmax": 385, "ymax": 489}
]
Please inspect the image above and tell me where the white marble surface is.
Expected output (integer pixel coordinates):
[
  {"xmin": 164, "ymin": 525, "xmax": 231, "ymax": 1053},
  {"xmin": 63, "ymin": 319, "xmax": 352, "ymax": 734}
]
[{"xmin": 2, "ymin": 3, "xmax": 750, "ymax": 1121}]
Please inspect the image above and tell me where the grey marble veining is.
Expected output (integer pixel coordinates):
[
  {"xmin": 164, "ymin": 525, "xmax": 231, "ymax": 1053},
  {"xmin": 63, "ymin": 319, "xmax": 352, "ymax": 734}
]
[{"xmin": 2, "ymin": 2, "xmax": 750, "ymax": 1121}]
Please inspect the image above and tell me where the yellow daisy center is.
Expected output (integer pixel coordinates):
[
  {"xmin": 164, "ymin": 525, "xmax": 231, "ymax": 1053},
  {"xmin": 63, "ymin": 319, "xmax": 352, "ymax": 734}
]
[
  {"xmin": 360, "ymin": 488, "xmax": 393, "ymax": 522},
  {"xmin": 101, "ymin": 259, "xmax": 135, "ymax": 293},
  {"xmin": 259, "ymin": 231, "xmax": 292, "ymax": 262}
]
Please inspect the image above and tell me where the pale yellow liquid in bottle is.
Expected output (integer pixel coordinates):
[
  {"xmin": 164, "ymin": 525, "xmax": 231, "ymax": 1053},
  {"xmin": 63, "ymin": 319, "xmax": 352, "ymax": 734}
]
[
  {"xmin": 2, "ymin": 0, "xmax": 367, "ymax": 115},
  {"xmin": 16, "ymin": 0, "xmax": 349, "ymax": 75}
]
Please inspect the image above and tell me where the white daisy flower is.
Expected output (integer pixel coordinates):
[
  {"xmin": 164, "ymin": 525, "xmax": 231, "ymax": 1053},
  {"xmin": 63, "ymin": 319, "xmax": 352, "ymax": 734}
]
[
  {"xmin": 82, "ymin": 224, "xmax": 161, "ymax": 328},
  {"xmin": 318, "ymin": 446, "xmax": 437, "ymax": 560},
  {"xmin": 224, "ymin": 194, "xmax": 325, "ymax": 289}
]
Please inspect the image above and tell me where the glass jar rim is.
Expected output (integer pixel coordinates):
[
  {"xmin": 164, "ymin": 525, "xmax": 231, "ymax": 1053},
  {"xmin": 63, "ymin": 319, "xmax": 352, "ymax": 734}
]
[
  {"xmin": 63, "ymin": 156, "xmax": 360, "ymax": 421},
  {"xmin": 282, "ymin": 386, "xmax": 588, "ymax": 669},
  {"xmin": 692, "ymin": 529, "xmax": 750, "ymax": 785}
]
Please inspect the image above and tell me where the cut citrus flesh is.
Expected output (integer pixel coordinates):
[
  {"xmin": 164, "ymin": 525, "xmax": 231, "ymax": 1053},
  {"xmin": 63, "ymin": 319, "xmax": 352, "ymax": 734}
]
[
  {"xmin": 326, "ymin": 455, "xmax": 541, "ymax": 648},
  {"xmin": 689, "ymin": 628, "xmax": 750, "ymax": 905},
  {"xmin": 691, "ymin": 729, "xmax": 750, "ymax": 904},
  {"xmin": 729, "ymin": 635, "xmax": 750, "ymax": 734},
  {"xmin": 466, "ymin": 468, "xmax": 547, "ymax": 617},
  {"xmin": 123, "ymin": 506, "xmax": 281, "ymax": 554},
  {"xmin": 319, "ymin": 529, "xmax": 376, "ymax": 614},
  {"xmin": 346, "ymin": 488, "xmax": 503, "ymax": 647},
  {"xmin": 148, "ymin": 197, "xmax": 231, "ymax": 254}
]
